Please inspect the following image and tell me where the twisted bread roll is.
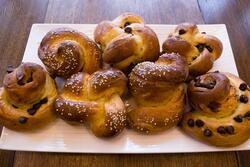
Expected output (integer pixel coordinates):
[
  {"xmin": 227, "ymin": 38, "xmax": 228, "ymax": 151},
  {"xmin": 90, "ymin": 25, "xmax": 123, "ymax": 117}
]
[
  {"xmin": 127, "ymin": 53, "xmax": 188, "ymax": 133},
  {"xmin": 0, "ymin": 63, "xmax": 57, "ymax": 130},
  {"xmin": 38, "ymin": 28, "xmax": 102, "ymax": 78},
  {"xmin": 94, "ymin": 13, "xmax": 160, "ymax": 73},
  {"xmin": 162, "ymin": 23, "xmax": 223, "ymax": 76},
  {"xmin": 54, "ymin": 69, "xmax": 127, "ymax": 137},
  {"xmin": 181, "ymin": 72, "xmax": 250, "ymax": 147}
]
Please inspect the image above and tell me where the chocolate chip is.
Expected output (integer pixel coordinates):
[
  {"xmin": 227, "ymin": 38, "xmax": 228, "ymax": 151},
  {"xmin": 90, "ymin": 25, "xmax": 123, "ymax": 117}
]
[
  {"xmin": 226, "ymin": 126, "xmax": 234, "ymax": 134},
  {"xmin": 195, "ymin": 119, "xmax": 204, "ymax": 127},
  {"xmin": 207, "ymin": 101, "xmax": 221, "ymax": 112},
  {"xmin": 12, "ymin": 104, "xmax": 18, "ymax": 108},
  {"xmin": 214, "ymin": 70, "xmax": 219, "ymax": 73},
  {"xmin": 244, "ymin": 111, "xmax": 250, "ymax": 118},
  {"xmin": 203, "ymin": 129, "xmax": 213, "ymax": 137},
  {"xmin": 27, "ymin": 108, "xmax": 37, "ymax": 115},
  {"xmin": 234, "ymin": 115, "xmax": 243, "ymax": 123},
  {"xmin": 239, "ymin": 83, "xmax": 248, "ymax": 91},
  {"xmin": 179, "ymin": 29, "xmax": 186, "ymax": 35},
  {"xmin": 6, "ymin": 65, "xmax": 14, "ymax": 73},
  {"xmin": 187, "ymin": 119, "xmax": 195, "ymax": 127},
  {"xmin": 124, "ymin": 22, "xmax": 131, "ymax": 27},
  {"xmin": 32, "ymin": 102, "xmax": 42, "ymax": 110},
  {"xmin": 205, "ymin": 45, "xmax": 213, "ymax": 52},
  {"xmin": 124, "ymin": 27, "xmax": 132, "ymax": 33},
  {"xmin": 40, "ymin": 97, "xmax": 48, "ymax": 104},
  {"xmin": 201, "ymin": 32, "xmax": 206, "ymax": 34},
  {"xmin": 192, "ymin": 56, "xmax": 197, "ymax": 61},
  {"xmin": 196, "ymin": 44, "xmax": 205, "ymax": 52},
  {"xmin": 239, "ymin": 95, "xmax": 248, "ymax": 103},
  {"xmin": 19, "ymin": 117, "xmax": 28, "ymax": 124},
  {"xmin": 217, "ymin": 126, "xmax": 226, "ymax": 134}
]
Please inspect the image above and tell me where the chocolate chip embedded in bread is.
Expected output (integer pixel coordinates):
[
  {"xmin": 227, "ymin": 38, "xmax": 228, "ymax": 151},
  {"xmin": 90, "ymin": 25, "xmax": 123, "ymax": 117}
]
[
  {"xmin": 124, "ymin": 27, "xmax": 132, "ymax": 33},
  {"xmin": 178, "ymin": 29, "xmax": 186, "ymax": 35},
  {"xmin": 203, "ymin": 129, "xmax": 212, "ymax": 137},
  {"xmin": 12, "ymin": 104, "xmax": 18, "ymax": 108},
  {"xmin": 40, "ymin": 97, "xmax": 48, "ymax": 104},
  {"xmin": 244, "ymin": 111, "xmax": 250, "ymax": 118},
  {"xmin": 19, "ymin": 117, "xmax": 28, "ymax": 124},
  {"xmin": 27, "ymin": 108, "xmax": 37, "ymax": 115},
  {"xmin": 226, "ymin": 126, "xmax": 235, "ymax": 134},
  {"xmin": 239, "ymin": 83, "xmax": 248, "ymax": 91},
  {"xmin": 187, "ymin": 119, "xmax": 195, "ymax": 127},
  {"xmin": 217, "ymin": 126, "xmax": 226, "ymax": 134},
  {"xmin": 239, "ymin": 95, "xmax": 248, "ymax": 103},
  {"xmin": 196, "ymin": 44, "xmax": 205, "ymax": 52},
  {"xmin": 195, "ymin": 119, "xmax": 204, "ymax": 127},
  {"xmin": 205, "ymin": 45, "xmax": 213, "ymax": 52},
  {"xmin": 233, "ymin": 115, "xmax": 243, "ymax": 123}
]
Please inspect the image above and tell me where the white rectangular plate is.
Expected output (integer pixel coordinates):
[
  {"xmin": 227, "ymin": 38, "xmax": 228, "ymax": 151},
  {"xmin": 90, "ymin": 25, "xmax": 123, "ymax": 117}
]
[{"xmin": 0, "ymin": 24, "xmax": 249, "ymax": 153}]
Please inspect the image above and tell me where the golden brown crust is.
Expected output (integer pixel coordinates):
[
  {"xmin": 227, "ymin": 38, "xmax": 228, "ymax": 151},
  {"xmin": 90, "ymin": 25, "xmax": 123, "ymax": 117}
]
[
  {"xmin": 38, "ymin": 28, "xmax": 102, "ymax": 78},
  {"xmin": 94, "ymin": 13, "xmax": 160, "ymax": 73},
  {"xmin": 181, "ymin": 72, "xmax": 250, "ymax": 147},
  {"xmin": 127, "ymin": 53, "xmax": 188, "ymax": 133},
  {"xmin": 162, "ymin": 23, "xmax": 223, "ymax": 76},
  {"xmin": 54, "ymin": 69, "xmax": 127, "ymax": 137},
  {"xmin": 0, "ymin": 63, "xmax": 57, "ymax": 131}
]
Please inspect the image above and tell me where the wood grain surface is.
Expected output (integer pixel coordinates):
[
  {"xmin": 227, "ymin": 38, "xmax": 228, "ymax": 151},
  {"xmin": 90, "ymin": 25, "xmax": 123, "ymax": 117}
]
[{"xmin": 0, "ymin": 0, "xmax": 249, "ymax": 167}]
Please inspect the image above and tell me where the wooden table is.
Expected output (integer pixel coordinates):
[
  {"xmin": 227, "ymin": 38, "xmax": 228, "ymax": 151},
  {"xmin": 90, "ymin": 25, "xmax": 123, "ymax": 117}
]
[{"xmin": 0, "ymin": 0, "xmax": 249, "ymax": 166}]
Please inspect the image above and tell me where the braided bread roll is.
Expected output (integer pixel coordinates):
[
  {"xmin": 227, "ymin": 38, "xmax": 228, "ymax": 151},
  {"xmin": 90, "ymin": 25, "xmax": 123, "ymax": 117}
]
[
  {"xmin": 54, "ymin": 69, "xmax": 127, "ymax": 137},
  {"xmin": 38, "ymin": 28, "xmax": 102, "ymax": 78},
  {"xmin": 181, "ymin": 72, "xmax": 250, "ymax": 147},
  {"xmin": 0, "ymin": 63, "xmax": 57, "ymax": 130},
  {"xmin": 127, "ymin": 53, "xmax": 188, "ymax": 133},
  {"xmin": 162, "ymin": 23, "xmax": 223, "ymax": 76},
  {"xmin": 94, "ymin": 13, "xmax": 160, "ymax": 73}
]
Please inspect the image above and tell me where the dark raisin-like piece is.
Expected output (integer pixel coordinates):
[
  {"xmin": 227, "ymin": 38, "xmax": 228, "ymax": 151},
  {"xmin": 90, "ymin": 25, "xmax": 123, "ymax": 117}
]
[
  {"xmin": 196, "ymin": 44, "xmax": 205, "ymax": 52},
  {"xmin": 40, "ymin": 97, "xmax": 48, "ymax": 104},
  {"xmin": 233, "ymin": 115, "xmax": 243, "ymax": 123},
  {"xmin": 239, "ymin": 83, "xmax": 248, "ymax": 91},
  {"xmin": 244, "ymin": 111, "xmax": 250, "ymax": 118},
  {"xmin": 195, "ymin": 119, "xmax": 204, "ymax": 127},
  {"xmin": 179, "ymin": 29, "xmax": 186, "ymax": 35},
  {"xmin": 239, "ymin": 95, "xmax": 248, "ymax": 103},
  {"xmin": 205, "ymin": 45, "xmax": 213, "ymax": 52},
  {"xmin": 204, "ymin": 129, "xmax": 213, "ymax": 137},
  {"xmin": 226, "ymin": 126, "xmax": 234, "ymax": 134},
  {"xmin": 187, "ymin": 119, "xmax": 195, "ymax": 127},
  {"xmin": 217, "ymin": 126, "xmax": 226, "ymax": 134},
  {"xmin": 124, "ymin": 27, "xmax": 132, "ymax": 33},
  {"xmin": 27, "ymin": 108, "xmax": 37, "ymax": 115},
  {"xmin": 19, "ymin": 117, "xmax": 28, "ymax": 124}
]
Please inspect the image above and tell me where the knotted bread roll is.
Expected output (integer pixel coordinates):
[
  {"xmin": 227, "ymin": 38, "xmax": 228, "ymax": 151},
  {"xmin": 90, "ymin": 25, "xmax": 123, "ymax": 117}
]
[
  {"xmin": 54, "ymin": 69, "xmax": 127, "ymax": 137},
  {"xmin": 38, "ymin": 28, "xmax": 102, "ymax": 78},
  {"xmin": 181, "ymin": 72, "xmax": 250, "ymax": 147},
  {"xmin": 127, "ymin": 53, "xmax": 188, "ymax": 133},
  {"xmin": 0, "ymin": 63, "xmax": 57, "ymax": 130},
  {"xmin": 162, "ymin": 23, "xmax": 223, "ymax": 76},
  {"xmin": 94, "ymin": 13, "xmax": 160, "ymax": 73}
]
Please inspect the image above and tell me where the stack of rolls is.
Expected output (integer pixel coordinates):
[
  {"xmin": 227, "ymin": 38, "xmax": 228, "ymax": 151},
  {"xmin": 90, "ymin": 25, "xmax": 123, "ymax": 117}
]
[{"xmin": 0, "ymin": 12, "xmax": 249, "ymax": 147}]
